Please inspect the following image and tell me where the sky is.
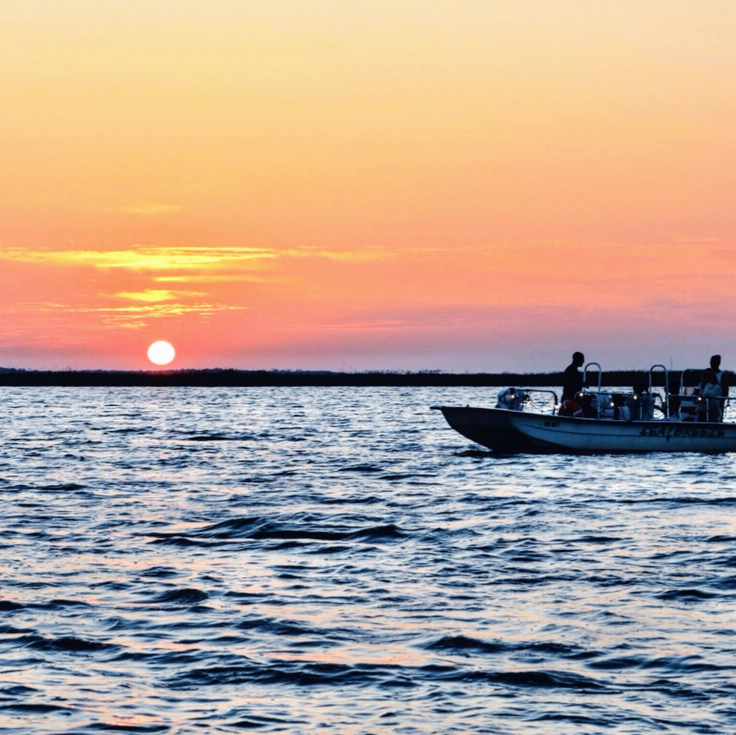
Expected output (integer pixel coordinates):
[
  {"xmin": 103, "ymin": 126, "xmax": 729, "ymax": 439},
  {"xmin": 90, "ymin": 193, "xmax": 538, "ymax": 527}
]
[{"xmin": 1, "ymin": 0, "xmax": 735, "ymax": 372}]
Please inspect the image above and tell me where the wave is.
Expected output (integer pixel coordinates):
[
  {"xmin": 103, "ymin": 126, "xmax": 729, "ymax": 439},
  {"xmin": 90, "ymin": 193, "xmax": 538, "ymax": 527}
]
[
  {"xmin": 184, "ymin": 433, "xmax": 257, "ymax": 441},
  {"xmin": 167, "ymin": 661, "xmax": 388, "ymax": 689},
  {"xmin": 657, "ymin": 588, "xmax": 718, "ymax": 601},
  {"xmin": 18, "ymin": 634, "xmax": 118, "ymax": 654},
  {"xmin": 0, "ymin": 685, "xmax": 38, "ymax": 697},
  {"xmin": 439, "ymin": 669, "xmax": 609, "ymax": 690},
  {"xmin": 0, "ymin": 600, "xmax": 24, "ymax": 611},
  {"xmin": 338, "ymin": 464, "xmax": 384, "ymax": 473},
  {"xmin": 149, "ymin": 517, "xmax": 409, "ymax": 544},
  {"xmin": 35, "ymin": 483, "xmax": 87, "ymax": 492},
  {"xmin": 167, "ymin": 656, "xmax": 610, "ymax": 693},
  {"xmin": 151, "ymin": 588, "xmax": 210, "ymax": 606},
  {"xmin": 423, "ymin": 634, "xmax": 507, "ymax": 654},
  {"xmin": 0, "ymin": 702, "xmax": 74, "ymax": 714},
  {"xmin": 423, "ymin": 635, "xmax": 584, "ymax": 658}
]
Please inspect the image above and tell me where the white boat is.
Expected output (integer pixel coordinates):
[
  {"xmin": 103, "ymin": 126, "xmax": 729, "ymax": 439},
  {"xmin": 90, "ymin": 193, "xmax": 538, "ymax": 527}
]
[{"xmin": 432, "ymin": 363, "xmax": 736, "ymax": 454}]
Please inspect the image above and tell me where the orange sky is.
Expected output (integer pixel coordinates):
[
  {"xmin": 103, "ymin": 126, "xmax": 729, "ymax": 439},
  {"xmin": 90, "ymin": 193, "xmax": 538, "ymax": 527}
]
[{"xmin": 1, "ymin": 1, "xmax": 735, "ymax": 371}]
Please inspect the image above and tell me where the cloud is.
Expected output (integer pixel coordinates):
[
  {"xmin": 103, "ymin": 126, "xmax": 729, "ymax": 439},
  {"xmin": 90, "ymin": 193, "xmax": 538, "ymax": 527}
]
[
  {"xmin": 88, "ymin": 302, "xmax": 249, "ymax": 326},
  {"xmin": 0, "ymin": 245, "xmax": 414, "ymax": 274},
  {"xmin": 0, "ymin": 299, "xmax": 249, "ymax": 331},
  {"xmin": 0, "ymin": 246, "xmax": 277, "ymax": 271},
  {"xmin": 284, "ymin": 248, "xmax": 394, "ymax": 263},
  {"xmin": 114, "ymin": 289, "xmax": 204, "ymax": 302},
  {"xmin": 153, "ymin": 274, "xmax": 283, "ymax": 284},
  {"xmin": 313, "ymin": 319, "xmax": 408, "ymax": 331}
]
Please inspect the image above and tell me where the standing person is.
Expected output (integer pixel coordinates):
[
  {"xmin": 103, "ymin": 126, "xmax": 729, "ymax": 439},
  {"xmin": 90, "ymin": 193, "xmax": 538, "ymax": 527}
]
[
  {"xmin": 700, "ymin": 368, "xmax": 722, "ymax": 422},
  {"xmin": 561, "ymin": 351, "xmax": 585, "ymax": 403},
  {"xmin": 701, "ymin": 355, "xmax": 728, "ymax": 421},
  {"xmin": 708, "ymin": 355, "xmax": 729, "ymax": 397}
]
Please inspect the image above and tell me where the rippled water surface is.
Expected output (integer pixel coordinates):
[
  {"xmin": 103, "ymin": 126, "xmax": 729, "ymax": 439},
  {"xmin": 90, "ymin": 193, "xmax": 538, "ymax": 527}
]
[{"xmin": 1, "ymin": 386, "xmax": 736, "ymax": 734}]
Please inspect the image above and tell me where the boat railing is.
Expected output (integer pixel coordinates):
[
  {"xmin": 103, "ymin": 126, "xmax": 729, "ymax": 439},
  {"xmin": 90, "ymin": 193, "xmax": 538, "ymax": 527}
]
[
  {"xmin": 583, "ymin": 362, "xmax": 602, "ymax": 392},
  {"xmin": 664, "ymin": 366, "xmax": 733, "ymax": 422},
  {"xmin": 497, "ymin": 388, "xmax": 558, "ymax": 414},
  {"xmin": 493, "ymin": 363, "xmax": 733, "ymax": 422},
  {"xmin": 667, "ymin": 388, "xmax": 732, "ymax": 423},
  {"xmin": 578, "ymin": 364, "xmax": 732, "ymax": 422},
  {"xmin": 526, "ymin": 389, "xmax": 559, "ymax": 415},
  {"xmin": 649, "ymin": 364, "xmax": 670, "ymax": 418}
]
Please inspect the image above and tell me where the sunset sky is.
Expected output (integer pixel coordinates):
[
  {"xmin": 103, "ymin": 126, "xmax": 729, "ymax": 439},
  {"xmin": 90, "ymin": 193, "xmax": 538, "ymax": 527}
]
[{"xmin": 1, "ymin": 1, "xmax": 735, "ymax": 371}]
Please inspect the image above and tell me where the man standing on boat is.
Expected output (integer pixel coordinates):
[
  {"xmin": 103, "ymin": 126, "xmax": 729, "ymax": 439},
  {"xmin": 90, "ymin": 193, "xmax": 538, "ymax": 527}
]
[
  {"xmin": 707, "ymin": 355, "xmax": 729, "ymax": 396},
  {"xmin": 561, "ymin": 351, "xmax": 585, "ymax": 403},
  {"xmin": 703, "ymin": 355, "xmax": 729, "ymax": 421}
]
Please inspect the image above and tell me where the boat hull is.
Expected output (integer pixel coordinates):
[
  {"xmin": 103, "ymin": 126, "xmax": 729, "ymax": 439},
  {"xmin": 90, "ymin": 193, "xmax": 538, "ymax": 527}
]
[{"xmin": 435, "ymin": 406, "xmax": 736, "ymax": 454}]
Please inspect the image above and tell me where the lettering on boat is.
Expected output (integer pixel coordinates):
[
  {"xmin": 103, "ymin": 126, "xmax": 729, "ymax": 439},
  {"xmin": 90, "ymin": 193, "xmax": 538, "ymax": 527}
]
[
  {"xmin": 639, "ymin": 426, "xmax": 726, "ymax": 439},
  {"xmin": 543, "ymin": 421, "xmax": 560, "ymax": 428}
]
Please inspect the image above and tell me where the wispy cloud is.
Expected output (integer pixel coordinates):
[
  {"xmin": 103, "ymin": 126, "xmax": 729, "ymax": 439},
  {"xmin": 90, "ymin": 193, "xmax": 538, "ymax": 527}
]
[
  {"xmin": 0, "ymin": 246, "xmax": 273, "ymax": 332},
  {"xmin": 315, "ymin": 319, "xmax": 408, "ymax": 330},
  {"xmin": 285, "ymin": 248, "xmax": 394, "ymax": 263},
  {"xmin": 88, "ymin": 302, "xmax": 249, "ymax": 327},
  {"xmin": 114, "ymin": 289, "xmax": 204, "ymax": 302},
  {"xmin": 153, "ymin": 274, "xmax": 283, "ymax": 284},
  {"xmin": 0, "ymin": 245, "xmax": 413, "ymax": 273},
  {"xmin": 0, "ymin": 300, "xmax": 249, "ymax": 331},
  {"xmin": 0, "ymin": 246, "xmax": 277, "ymax": 271}
]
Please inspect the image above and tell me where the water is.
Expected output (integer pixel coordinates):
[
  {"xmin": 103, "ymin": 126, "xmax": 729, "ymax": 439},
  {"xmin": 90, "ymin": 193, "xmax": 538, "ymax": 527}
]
[{"xmin": 1, "ymin": 386, "xmax": 735, "ymax": 734}]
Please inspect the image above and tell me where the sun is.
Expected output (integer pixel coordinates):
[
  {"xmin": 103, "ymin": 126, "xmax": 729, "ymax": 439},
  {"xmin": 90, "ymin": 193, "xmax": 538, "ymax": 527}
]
[{"xmin": 147, "ymin": 340, "xmax": 176, "ymax": 366}]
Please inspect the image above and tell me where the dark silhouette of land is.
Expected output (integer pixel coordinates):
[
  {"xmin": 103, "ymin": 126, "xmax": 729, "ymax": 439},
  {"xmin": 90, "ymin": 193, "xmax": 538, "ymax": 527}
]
[{"xmin": 0, "ymin": 368, "xmax": 721, "ymax": 389}]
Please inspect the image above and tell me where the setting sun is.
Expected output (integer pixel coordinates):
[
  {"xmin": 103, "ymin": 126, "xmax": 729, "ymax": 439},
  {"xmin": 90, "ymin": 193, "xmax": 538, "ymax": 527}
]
[{"xmin": 147, "ymin": 341, "xmax": 175, "ymax": 366}]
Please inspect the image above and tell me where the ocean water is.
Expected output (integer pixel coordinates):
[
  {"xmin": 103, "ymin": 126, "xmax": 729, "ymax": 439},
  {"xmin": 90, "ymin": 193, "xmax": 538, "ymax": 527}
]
[{"xmin": 1, "ymin": 385, "xmax": 735, "ymax": 735}]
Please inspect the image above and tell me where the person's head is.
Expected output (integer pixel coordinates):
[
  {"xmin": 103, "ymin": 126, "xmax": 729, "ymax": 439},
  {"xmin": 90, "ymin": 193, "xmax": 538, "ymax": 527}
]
[
  {"xmin": 710, "ymin": 354, "xmax": 721, "ymax": 371},
  {"xmin": 633, "ymin": 378, "xmax": 647, "ymax": 395},
  {"xmin": 572, "ymin": 351, "xmax": 584, "ymax": 367}
]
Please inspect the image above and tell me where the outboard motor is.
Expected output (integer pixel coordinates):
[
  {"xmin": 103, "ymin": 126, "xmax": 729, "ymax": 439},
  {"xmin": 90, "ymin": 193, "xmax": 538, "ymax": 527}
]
[{"xmin": 496, "ymin": 388, "xmax": 528, "ymax": 411}]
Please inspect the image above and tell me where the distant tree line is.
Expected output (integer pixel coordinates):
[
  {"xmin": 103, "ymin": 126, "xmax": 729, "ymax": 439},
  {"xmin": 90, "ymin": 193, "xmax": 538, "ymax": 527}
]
[{"xmin": 0, "ymin": 368, "xmax": 727, "ymax": 388}]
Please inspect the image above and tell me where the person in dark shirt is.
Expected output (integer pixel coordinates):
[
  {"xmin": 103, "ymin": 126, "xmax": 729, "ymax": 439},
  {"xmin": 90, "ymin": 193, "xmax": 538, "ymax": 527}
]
[{"xmin": 561, "ymin": 351, "xmax": 585, "ymax": 402}]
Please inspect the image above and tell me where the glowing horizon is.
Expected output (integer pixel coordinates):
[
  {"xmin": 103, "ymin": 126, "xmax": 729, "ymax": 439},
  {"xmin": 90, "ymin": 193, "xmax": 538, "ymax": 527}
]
[{"xmin": 1, "ymin": 1, "xmax": 735, "ymax": 372}]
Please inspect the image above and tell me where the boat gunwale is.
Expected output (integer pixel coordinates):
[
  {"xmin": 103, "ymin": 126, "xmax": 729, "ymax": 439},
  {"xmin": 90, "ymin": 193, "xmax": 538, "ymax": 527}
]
[{"xmin": 433, "ymin": 404, "xmax": 736, "ymax": 454}]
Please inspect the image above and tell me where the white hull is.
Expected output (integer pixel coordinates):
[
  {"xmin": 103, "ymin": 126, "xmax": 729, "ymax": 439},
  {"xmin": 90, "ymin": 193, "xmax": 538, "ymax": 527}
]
[{"xmin": 435, "ymin": 406, "xmax": 736, "ymax": 454}]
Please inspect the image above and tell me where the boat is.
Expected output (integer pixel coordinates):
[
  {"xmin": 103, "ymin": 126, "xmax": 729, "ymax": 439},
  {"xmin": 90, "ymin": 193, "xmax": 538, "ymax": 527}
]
[{"xmin": 432, "ymin": 363, "xmax": 736, "ymax": 454}]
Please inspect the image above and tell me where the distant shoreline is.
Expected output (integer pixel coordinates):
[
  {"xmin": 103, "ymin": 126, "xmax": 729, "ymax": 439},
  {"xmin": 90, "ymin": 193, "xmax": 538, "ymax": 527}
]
[{"xmin": 0, "ymin": 368, "xmax": 707, "ymax": 388}]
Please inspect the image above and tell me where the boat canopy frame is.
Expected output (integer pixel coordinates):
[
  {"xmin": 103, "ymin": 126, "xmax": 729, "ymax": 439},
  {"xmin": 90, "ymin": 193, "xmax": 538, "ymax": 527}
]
[{"xmin": 504, "ymin": 363, "xmax": 732, "ymax": 422}]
